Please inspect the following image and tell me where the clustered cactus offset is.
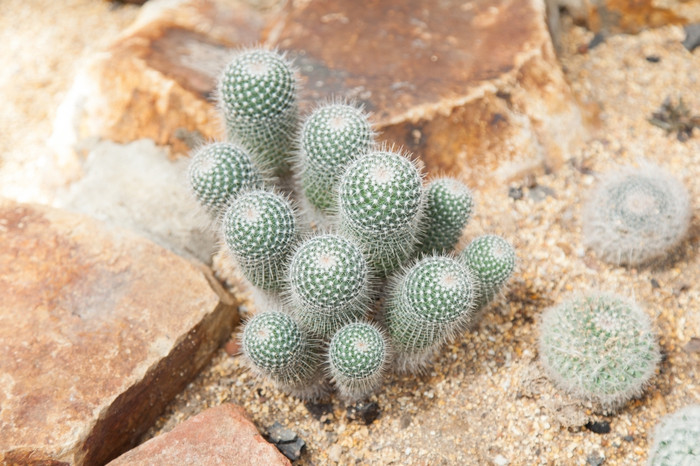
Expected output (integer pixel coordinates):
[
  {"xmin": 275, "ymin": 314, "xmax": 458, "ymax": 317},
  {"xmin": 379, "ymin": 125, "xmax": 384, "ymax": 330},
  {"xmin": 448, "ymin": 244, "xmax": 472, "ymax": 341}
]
[
  {"xmin": 187, "ymin": 47, "xmax": 515, "ymax": 402},
  {"xmin": 538, "ymin": 292, "xmax": 660, "ymax": 412}
]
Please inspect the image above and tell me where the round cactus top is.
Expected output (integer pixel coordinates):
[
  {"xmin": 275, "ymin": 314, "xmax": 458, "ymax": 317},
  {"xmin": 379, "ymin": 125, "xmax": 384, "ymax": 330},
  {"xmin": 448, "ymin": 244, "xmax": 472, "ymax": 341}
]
[
  {"xmin": 401, "ymin": 256, "xmax": 474, "ymax": 324},
  {"xmin": 539, "ymin": 292, "xmax": 660, "ymax": 409},
  {"xmin": 243, "ymin": 311, "xmax": 303, "ymax": 371},
  {"xmin": 648, "ymin": 404, "xmax": 700, "ymax": 466},
  {"xmin": 219, "ymin": 49, "xmax": 296, "ymax": 125},
  {"xmin": 425, "ymin": 178, "xmax": 474, "ymax": 227},
  {"xmin": 583, "ymin": 164, "xmax": 691, "ymax": 266},
  {"xmin": 330, "ymin": 322, "xmax": 387, "ymax": 379},
  {"xmin": 301, "ymin": 103, "xmax": 373, "ymax": 171},
  {"xmin": 289, "ymin": 234, "xmax": 368, "ymax": 309},
  {"xmin": 223, "ymin": 190, "xmax": 297, "ymax": 263},
  {"xmin": 461, "ymin": 235, "xmax": 515, "ymax": 287},
  {"xmin": 339, "ymin": 150, "xmax": 423, "ymax": 235},
  {"xmin": 188, "ymin": 142, "xmax": 261, "ymax": 214}
]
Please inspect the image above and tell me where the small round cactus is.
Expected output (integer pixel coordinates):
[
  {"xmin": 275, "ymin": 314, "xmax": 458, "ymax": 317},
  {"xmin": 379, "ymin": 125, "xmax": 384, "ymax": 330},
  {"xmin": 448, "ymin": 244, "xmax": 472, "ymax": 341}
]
[
  {"xmin": 338, "ymin": 149, "xmax": 424, "ymax": 276},
  {"xmin": 187, "ymin": 142, "xmax": 262, "ymax": 216},
  {"xmin": 538, "ymin": 292, "xmax": 660, "ymax": 412},
  {"xmin": 222, "ymin": 189, "xmax": 299, "ymax": 290},
  {"xmin": 582, "ymin": 163, "xmax": 691, "ymax": 266},
  {"xmin": 417, "ymin": 177, "xmax": 474, "ymax": 255},
  {"xmin": 648, "ymin": 405, "xmax": 700, "ymax": 466},
  {"xmin": 217, "ymin": 48, "xmax": 299, "ymax": 176},
  {"xmin": 328, "ymin": 322, "xmax": 390, "ymax": 402},
  {"xmin": 287, "ymin": 234, "xmax": 373, "ymax": 338},
  {"xmin": 460, "ymin": 234, "xmax": 515, "ymax": 312},
  {"xmin": 298, "ymin": 102, "xmax": 374, "ymax": 214},
  {"xmin": 242, "ymin": 311, "xmax": 324, "ymax": 399},
  {"xmin": 384, "ymin": 255, "xmax": 475, "ymax": 372}
]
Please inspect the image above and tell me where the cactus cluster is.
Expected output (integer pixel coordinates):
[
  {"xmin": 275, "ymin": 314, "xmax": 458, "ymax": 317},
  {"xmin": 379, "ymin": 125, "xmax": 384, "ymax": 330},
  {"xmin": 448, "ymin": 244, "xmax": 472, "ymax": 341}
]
[
  {"xmin": 582, "ymin": 162, "xmax": 691, "ymax": 266},
  {"xmin": 186, "ymin": 48, "xmax": 515, "ymax": 402},
  {"xmin": 538, "ymin": 292, "xmax": 660, "ymax": 412},
  {"xmin": 648, "ymin": 404, "xmax": 700, "ymax": 466}
]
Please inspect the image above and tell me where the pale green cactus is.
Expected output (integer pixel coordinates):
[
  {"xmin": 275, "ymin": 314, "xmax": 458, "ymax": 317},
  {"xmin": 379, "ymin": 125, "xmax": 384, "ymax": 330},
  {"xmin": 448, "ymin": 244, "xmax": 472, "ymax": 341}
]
[
  {"xmin": 648, "ymin": 405, "xmax": 700, "ymax": 466},
  {"xmin": 287, "ymin": 234, "xmax": 373, "ymax": 338},
  {"xmin": 298, "ymin": 102, "xmax": 374, "ymax": 214},
  {"xmin": 460, "ymin": 234, "xmax": 515, "ymax": 312},
  {"xmin": 242, "ymin": 311, "xmax": 325, "ymax": 399},
  {"xmin": 539, "ymin": 292, "xmax": 660, "ymax": 412},
  {"xmin": 217, "ymin": 48, "xmax": 299, "ymax": 176},
  {"xmin": 384, "ymin": 255, "xmax": 475, "ymax": 373},
  {"xmin": 338, "ymin": 150, "xmax": 424, "ymax": 276},
  {"xmin": 417, "ymin": 177, "xmax": 474, "ymax": 255},
  {"xmin": 222, "ymin": 189, "xmax": 299, "ymax": 290},
  {"xmin": 328, "ymin": 322, "xmax": 389, "ymax": 402},
  {"xmin": 582, "ymin": 162, "xmax": 691, "ymax": 266},
  {"xmin": 187, "ymin": 142, "xmax": 262, "ymax": 216}
]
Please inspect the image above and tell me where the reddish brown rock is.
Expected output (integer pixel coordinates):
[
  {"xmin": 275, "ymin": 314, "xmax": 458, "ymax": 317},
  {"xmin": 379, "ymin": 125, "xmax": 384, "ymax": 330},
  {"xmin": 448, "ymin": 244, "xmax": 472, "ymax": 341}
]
[
  {"xmin": 108, "ymin": 404, "xmax": 291, "ymax": 466},
  {"xmin": 584, "ymin": 0, "xmax": 700, "ymax": 34},
  {"xmin": 0, "ymin": 199, "xmax": 237, "ymax": 465},
  {"xmin": 51, "ymin": 0, "xmax": 265, "ymax": 159},
  {"xmin": 268, "ymin": 0, "xmax": 587, "ymax": 188}
]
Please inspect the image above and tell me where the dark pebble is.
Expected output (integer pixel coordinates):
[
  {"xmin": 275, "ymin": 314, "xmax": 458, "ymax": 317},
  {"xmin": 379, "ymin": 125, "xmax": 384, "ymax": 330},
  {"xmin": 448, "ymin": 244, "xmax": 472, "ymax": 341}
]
[
  {"xmin": 400, "ymin": 413, "xmax": 412, "ymax": 429},
  {"xmin": 346, "ymin": 401, "xmax": 381, "ymax": 425},
  {"xmin": 622, "ymin": 435, "xmax": 634, "ymax": 442},
  {"xmin": 650, "ymin": 278, "xmax": 660, "ymax": 289},
  {"xmin": 267, "ymin": 422, "xmax": 305, "ymax": 461},
  {"xmin": 508, "ymin": 186, "xmax": 524, "ymax": 200},
  {"xmin": 588, "ymin": 33, "xmax": 606, "ymax": 50},
  {"xmin": 585, "ymin": 421, "xmax": 611, "ymax": 434},
  {"xmin": 305, "ymin": 401, "xmax": 334, "ymax": 421},
  {"xmin": 645, "ymin": 55, "xmax": 661, "ymax": 63},
  {"xmin": 586, "ymin": 453, "xmax": 605, "ymax": 466},
  {"xmin": 682, "ymin": 23, "xmax": 700, "ymax": 52}
]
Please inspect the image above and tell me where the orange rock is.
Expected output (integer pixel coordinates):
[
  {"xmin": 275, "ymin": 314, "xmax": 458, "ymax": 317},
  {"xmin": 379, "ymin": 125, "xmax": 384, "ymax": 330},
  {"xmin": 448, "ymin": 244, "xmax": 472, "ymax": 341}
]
[
  {"xmin": 585, "ymin": 0, "xmax": 698, "ymax": 34},
  {"xmin": 108, "ymin": 404, "xmax": 291, "ymax": 466},
  {"xmin": 0, "ymin": 199, "xmax": 237, "ymax": 465}
]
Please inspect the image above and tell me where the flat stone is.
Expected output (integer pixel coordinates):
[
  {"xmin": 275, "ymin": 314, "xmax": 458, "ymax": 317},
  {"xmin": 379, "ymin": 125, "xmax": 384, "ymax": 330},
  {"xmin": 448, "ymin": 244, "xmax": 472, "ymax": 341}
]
[
  {"xmin": 268, "ymin": 0, "xmax": 586, "ymax": 188},
  {"xmin": 108, "ymin": 404, "xmax": 290, "ymax": 466},
  {"xmin": 0, "ymin": 200, "xmax": 237, "ymax": 465},
  {"xmin": 58, "ymin": 139, "xmax": 216, "ymax": 264},
  {"xmin": 50, "ymin": 0, "xmax": 265, "ymax": 161}
]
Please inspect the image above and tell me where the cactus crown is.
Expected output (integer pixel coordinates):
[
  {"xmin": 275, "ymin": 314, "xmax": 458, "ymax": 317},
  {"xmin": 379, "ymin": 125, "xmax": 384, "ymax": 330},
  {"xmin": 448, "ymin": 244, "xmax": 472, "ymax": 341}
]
[
  {"xmin": 300, "ymin": 102, "xmax": 374, "ymax": 212},
  {"xmin": 243, "ymin": 311, "xmax": 304, "ymax": 371},
  {"xmin": 401, "ymin": 256, "xmax": 474, "ymax": 324},
  {"xmin": 539, "ymin": 292, "xmax": 660, "ymax": 410},
  {"xmin": 329, "ymin": 322, "xmax": 387, "ymax": 380},
  {"xmin": 418, "ymin": 177, "xmax": 474, "ymax": 254},
  {"xmin": 648, "ymin": 405, "xmax": 700, "ymax": 466},
  {"xmin": 222, "ymin": 190, "xmax": 297, "ymax": 264},
  {"xmin": 461, "ymin": 235, "xmax": 515, "ymax": 288},
  {"xmin": 218, "ymin": 48, "xmax": 296, "ymax": 126},
  {"xmin": 187, "ymin": 142, "xmax": 261, "ymax": 215},
  {"xmin": 289, "ymin": 234, "xmax": 368, "ymax": 309},
  {"xmin": 339, "ymin": 150, "xmax": 423, "ymax": 235},
  {"xmin": 583, "ymin": 163, "xmax": 691, "ymax": 266}
]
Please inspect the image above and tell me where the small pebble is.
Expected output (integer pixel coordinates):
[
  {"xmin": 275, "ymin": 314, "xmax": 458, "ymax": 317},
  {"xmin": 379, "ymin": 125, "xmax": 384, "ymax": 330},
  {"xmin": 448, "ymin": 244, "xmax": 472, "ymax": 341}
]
[
  {"xmin": 645, "ymin": 55, "xmax": 660, "ymax": 63},
  {"xmin": 494, "ymin": 454, "xmax": 509, "ymax": 465},
  {"xmin": 346, "ymin": 401, "xmax": 381, "ymax": 425},
  {"xmin": 508, "ymin": 186, "xmax": 524, "ymax": 200},
  {"xmin": 585, "ymin": 421, "xmax": 611, "ymax": 434}
]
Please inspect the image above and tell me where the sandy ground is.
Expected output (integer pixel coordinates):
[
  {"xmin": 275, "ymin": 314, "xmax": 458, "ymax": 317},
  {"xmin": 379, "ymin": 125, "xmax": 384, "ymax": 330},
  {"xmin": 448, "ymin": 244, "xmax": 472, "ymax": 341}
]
[{"xmin": 1, "ymin": 2, "xmax": 698, "ymax": 465}]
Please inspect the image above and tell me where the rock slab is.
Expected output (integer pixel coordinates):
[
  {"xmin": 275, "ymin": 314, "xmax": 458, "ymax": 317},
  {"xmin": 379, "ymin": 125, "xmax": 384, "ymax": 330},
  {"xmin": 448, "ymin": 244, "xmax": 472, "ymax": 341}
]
[
  {"xmin": 267, "ymin": 0, "xmax": 586, "ymax": 187},
  {"xmin": 108, "ymin": 404, "xmax": 291, "ymax": 466},
  {"xmin": 0, "ymin": 200, "xmax": 237, "ymax": 465},
  {"xmin": 53, "ymin": 0, "xmax": 585, "ymax": 190}
]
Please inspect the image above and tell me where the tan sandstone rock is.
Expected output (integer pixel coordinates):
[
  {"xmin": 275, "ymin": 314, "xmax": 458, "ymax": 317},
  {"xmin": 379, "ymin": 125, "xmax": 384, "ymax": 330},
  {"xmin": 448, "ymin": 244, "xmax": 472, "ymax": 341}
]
[
  {"xmin": 267, "ymin": 0, "xmax": 586, "ymax": 188},
  {"xmin": 51, "ymin": 0, "xmax": 266, "ymax": 161},
  {"xmin": 584, "ymin": 0, "xmax": 700, "ymax": 34},
  {"xmin": 0, "ymin": 200, "xmax": 237, "ymax": 465},
  {"xmin": 108, "ymin": 404, "xmax": 291, "ymax": 466}
]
